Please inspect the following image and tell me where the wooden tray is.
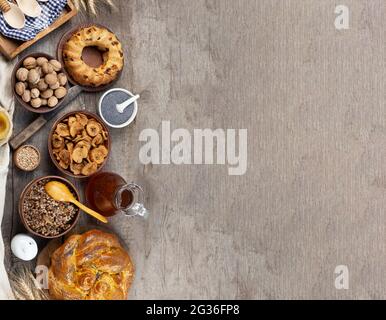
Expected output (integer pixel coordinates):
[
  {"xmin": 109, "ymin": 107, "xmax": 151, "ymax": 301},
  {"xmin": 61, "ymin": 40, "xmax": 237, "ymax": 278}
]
[{"xmin": 0, "ymin": 0, "xmax": 77, "ymax": 60}]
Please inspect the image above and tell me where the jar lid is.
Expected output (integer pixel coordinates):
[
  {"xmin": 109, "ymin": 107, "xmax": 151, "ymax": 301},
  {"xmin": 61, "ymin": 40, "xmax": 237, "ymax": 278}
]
[{"xmin": 98, "ymin": 88, "xmax": 138, "ymax": 128}]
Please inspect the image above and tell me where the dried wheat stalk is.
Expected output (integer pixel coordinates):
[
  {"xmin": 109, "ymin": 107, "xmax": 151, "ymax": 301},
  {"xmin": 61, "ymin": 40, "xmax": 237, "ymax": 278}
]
[
  {"xmin": 9, "ymin": 266, "xmax": 49, "ymax": 300},
  {"xmin": 73, "ymin": 0, "xmax": 116, "ymax": 16}
]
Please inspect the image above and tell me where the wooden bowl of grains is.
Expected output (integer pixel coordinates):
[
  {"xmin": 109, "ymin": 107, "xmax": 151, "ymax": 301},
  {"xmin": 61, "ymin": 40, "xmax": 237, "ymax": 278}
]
[
  {"xmin": 14, "ymin": 145, "xmax": 40, "ymax": 171},
  {"xmin": 19, "ymin": 176, "xmax": 80, "ymax": 239}
]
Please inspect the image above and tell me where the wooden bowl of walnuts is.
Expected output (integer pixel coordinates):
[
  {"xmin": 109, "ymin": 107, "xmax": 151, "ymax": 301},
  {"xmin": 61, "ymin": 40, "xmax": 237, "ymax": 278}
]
[
  {"xmin": 12, "ymin": 53, "xmax": 69, "ymax": 114},
  {"xmin": 48, "ymin": 111, "xmax": 111, "ymax": 179}
]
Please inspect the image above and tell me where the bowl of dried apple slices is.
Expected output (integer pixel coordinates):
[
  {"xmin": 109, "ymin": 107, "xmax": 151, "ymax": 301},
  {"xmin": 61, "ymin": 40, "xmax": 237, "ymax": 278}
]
[{"xmin": 48, "ymin": 111, "xmax": 110, "ymax": 178}]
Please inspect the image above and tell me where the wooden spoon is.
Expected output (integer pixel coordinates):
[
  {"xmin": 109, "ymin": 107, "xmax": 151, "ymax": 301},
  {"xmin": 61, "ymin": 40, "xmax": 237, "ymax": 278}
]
[{"xmin": 45, "ymin": 181, "xmax": 108, "ymax": 224}]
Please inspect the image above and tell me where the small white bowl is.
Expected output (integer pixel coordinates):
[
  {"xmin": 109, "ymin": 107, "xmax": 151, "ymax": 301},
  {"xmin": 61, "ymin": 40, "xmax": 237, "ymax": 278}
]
[{"xmin": 98, "ymin": 88, "xmax": 138, "ymax": 129}]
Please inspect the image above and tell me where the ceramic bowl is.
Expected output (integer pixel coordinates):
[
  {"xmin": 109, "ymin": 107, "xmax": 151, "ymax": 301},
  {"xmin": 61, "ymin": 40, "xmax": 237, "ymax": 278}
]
[
  {"xmin": 19, "ymin": 175, "xmax": 81, "ymax": 239},
  {"xmin": 48, "ymin": 110, "xmax": 111, "ymax": 179},
  {"xmin": 12, "ymin": 52, "xmax": 70, "ymax": 114}
]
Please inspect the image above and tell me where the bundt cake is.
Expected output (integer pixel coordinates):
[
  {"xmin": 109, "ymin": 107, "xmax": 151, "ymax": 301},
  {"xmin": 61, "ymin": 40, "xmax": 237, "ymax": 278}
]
[{"xmin": 62, "ymin": 25, "xmax": 124, "ymax": 87}]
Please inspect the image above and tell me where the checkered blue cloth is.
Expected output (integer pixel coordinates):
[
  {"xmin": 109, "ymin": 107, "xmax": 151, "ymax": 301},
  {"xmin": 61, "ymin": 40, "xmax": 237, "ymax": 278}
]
[{"xmin": 0, "ymin": 0, "xmax": 67, "ymax": 41}]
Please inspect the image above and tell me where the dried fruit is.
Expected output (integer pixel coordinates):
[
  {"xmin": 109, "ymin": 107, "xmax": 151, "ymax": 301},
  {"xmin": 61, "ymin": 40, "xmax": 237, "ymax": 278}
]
[
  {"xmin": 51, "ymin": 113, "xmax": 109, "ymax": 176},
  {"xmin": 59, "ymin": 160, "xmax": 69, "ymax": 170},
  {"xmin": 91, "ymin": 134, "xmax": 103, "ymax": 147},
  {"xmin": 76, "ymin": 140, "xmax": 91, "ymax": 151},
  {"xmin": 75, "ymin": 113, "xmax": 89, "ymax": 126},
  {"xmin": 68, "ymin": 116, "xmax": 76, "ymax": 126},
  {"xmin": 66, "ymin": 142, "xmax": 74, "ymax": 154},
  {"xmin": 81, "ymin": 162, "xmax": 98, "ymax": 176},
  {"xmin": 70, "ymin": 162, "xmax": 83, "ymax": 175},
  {"xmin": 56, "ymin": 123, "xmax": 70, "ymax": 137},
  {"xmin": 86, "ymin": 121, "xmax": 100, "ymax": 137},
  {"xmin": 97, "ymin": 145, "xmax": 108, "ymax": 158},
  {"xmin": 72, "ymin": 147, "xmax": 86, "ymax": 163},
  {"xmin": 52, "ymin": 134, "xmax": 64, "ymax": 149},
  {"xmin": 69, "ymin": 121, "xmax": 84, "ymax": 137},
  {"xmin": 90, "ymin": 148, "xmax": 105, "ymax": 164}
]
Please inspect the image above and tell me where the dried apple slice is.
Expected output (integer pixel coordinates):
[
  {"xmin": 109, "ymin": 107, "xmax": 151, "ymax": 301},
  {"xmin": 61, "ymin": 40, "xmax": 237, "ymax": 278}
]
[
  {"xmin": 75, "ymin": 113, "xmax": 89, "ymax": 127},
  {"xmin": 55, "ymin": 123, "xmax": 70, "ymax": 137},
  {"xmin": 72, "ymin": 147, "xmax": 85, "ymax": 164},
  {"xmin": 90, "ymin": 148, "xmax": 105, "ymax": 164},
  {"xmin": 70, "ymin": 121, "xmax": 84, "ymax": 138},
  {"xmin": 81, "ymin": 162, "xmax": 98, "ymax": 176},
  {"xmin": 97, "ymin": 145, "xmax": 108, "ymax": 158},
  {"xmin": 91, "ymin": 134, "xmax": 103, "ymax": 147},
  {"xmin": 52, "ymin": 134, "xmax": 64, "ymax": 149},
  {"xmin": 70, "ymin": 162, "xmax": 83, "ymax": 175}
]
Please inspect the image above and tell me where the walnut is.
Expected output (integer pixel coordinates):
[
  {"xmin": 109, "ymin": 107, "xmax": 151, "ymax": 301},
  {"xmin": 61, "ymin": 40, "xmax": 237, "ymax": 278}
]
[
  {"xmin": 57, "ymin": 73, "xmax": 68, "ymax": 86},
  {"xmin": 41, "ymin": 89, "xmax": 54, "ymax": 99},
  {"xmin": 31, "ymin": 88, "xmax": 40, "ymax": 99},
  {"xmin": 36, "ymin": 67, "xmax": 44, "ymax": 77},
  {"xmin": 16, "ymin": 68, "xmax": 29, "ymax": 82},
  {"xmin": 22, "ymin": 90, "xmax": 31, "ymax": 103},
  {"xmin": 36, "ymin": 57, "xmax": 48, "ymax": 66},
  {"xmin": 37, "ymin": 79, "xmax": 48, "ymax": 91},
  {"xmin": 50, "ymin": 82, "xmax": 60, "ymax": 90},
  {"xmin": 15, "ymin": 82, "xmax": 25, "ymax": 96},
  {"xmin": 48, "ymin": 96, "xmax": 59, "ymax": 108},
  {"xmin": 27, "ymin": 69, "xmax": 40, "ymax": 85},
  {"xmin": 30, "ymin": 98, "xmax": 42, "ymax": 108},
  {"xmin": 41, "ymin": 98, "xmax": 48, "ymax": 106},
  {"xmin": 42, "ymin": 62, "xmax": 54, "ymax": 75},
  {"xmin": 49, "ymin": 60, "xmax": 62, "ymax": 72},
  {"xmin": 23, "ymin": 57, "xmax": 37, "ymax": 70},
  {"xmin": 55, "ymin": 87, "xmax": 67, "ymax": 99},
  {"xmin": 45, "ymin": 73, "xmax": 58, "ymax": 86}
]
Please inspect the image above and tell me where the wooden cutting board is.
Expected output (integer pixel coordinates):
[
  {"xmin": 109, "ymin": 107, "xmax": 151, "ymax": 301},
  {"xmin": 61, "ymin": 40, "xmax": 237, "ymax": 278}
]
[{"xmin": 0, "ymin": 0, "xmax": 77, "ymax": 60}]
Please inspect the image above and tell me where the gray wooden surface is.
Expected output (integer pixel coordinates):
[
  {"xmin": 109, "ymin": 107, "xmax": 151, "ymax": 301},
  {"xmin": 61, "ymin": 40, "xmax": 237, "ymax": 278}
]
[{"xmin": 1, "ymin": 0, "xmax": 386, "ymax": 299}]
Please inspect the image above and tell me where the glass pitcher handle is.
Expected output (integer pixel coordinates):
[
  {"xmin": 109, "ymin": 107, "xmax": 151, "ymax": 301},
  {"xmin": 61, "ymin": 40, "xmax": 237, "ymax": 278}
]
[{"xmin": 124, "ymin": 183, "xmax": 150, "ymax": 219}]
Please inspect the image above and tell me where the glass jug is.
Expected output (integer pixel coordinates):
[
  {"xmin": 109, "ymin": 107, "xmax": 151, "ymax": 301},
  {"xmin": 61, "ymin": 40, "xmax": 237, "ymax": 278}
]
[{"xmin": 85, "ymin": 172, "xmax": 149, "ymax": 218}]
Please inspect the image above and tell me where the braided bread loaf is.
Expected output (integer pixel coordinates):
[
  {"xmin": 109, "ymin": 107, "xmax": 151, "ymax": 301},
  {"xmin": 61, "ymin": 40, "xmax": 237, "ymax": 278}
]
[
  {"xmin": 48, "ymin": 229, "xmax": 134, "ymax": 300},
  {"xmin": 62, "ymin": 26, "xmax": 124, "ymax": 87}
]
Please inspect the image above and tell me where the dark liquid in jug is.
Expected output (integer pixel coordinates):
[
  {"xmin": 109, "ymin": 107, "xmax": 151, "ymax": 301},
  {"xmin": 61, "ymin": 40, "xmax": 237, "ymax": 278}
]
[{"xmin": 85, "ymin": 172, "xmax": 133, "ymax": 217}]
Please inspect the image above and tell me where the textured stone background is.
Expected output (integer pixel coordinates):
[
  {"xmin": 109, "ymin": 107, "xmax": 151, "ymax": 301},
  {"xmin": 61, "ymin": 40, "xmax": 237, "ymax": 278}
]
[{"xmin": 2, "ymin": 0, "xmax": 385, "ymax": 299}]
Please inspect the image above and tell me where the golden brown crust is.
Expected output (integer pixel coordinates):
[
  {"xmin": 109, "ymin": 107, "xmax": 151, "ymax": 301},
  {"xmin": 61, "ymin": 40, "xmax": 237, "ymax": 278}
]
[
  {"xmin": 62, "ymin": 26, "xmax": 124, "ymax": 87},
  {"xmin": 48, "ymin": 229, "xmax": 134, "ymax": 300}
]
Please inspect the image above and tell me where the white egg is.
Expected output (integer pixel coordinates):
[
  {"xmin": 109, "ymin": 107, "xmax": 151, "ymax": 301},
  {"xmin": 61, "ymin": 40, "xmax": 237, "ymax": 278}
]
[{"xmin": 11, "ymin": 234, "xmax": 38, "ymax": 261}]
